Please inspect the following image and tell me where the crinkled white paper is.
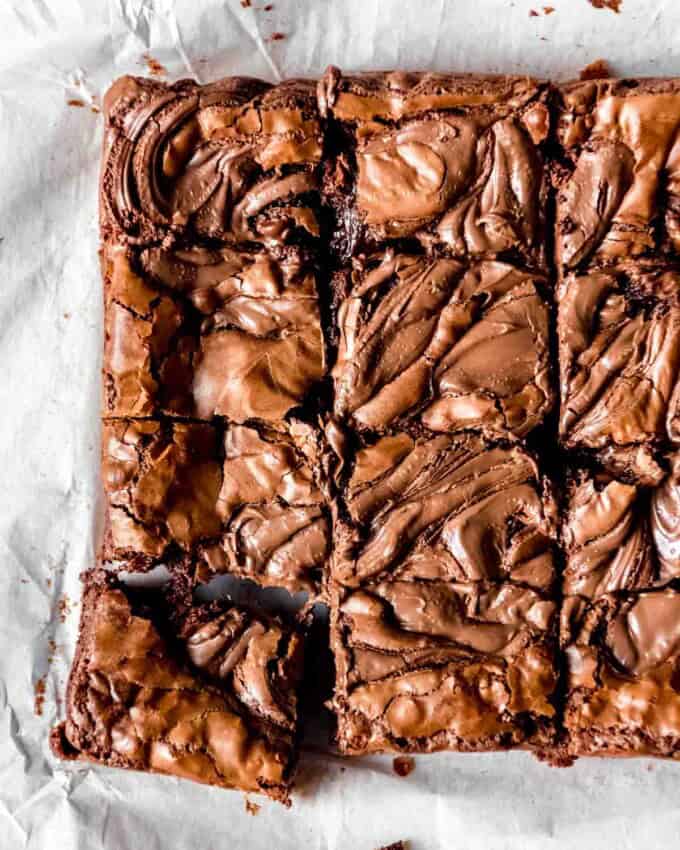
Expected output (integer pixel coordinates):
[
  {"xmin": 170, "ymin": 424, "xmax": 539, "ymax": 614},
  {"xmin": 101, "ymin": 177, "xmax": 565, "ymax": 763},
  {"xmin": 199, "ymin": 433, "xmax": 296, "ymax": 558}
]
[{"xmin": 2, "ymin": 1, "xmax": 680, "ymax": 848}]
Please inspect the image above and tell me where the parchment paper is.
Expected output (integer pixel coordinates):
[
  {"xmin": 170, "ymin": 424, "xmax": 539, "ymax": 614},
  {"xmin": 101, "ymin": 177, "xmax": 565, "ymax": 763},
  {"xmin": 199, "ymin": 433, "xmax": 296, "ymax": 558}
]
[{"xmin": 2, "ymin": 1, "xmax": 680, "ymax": 848}]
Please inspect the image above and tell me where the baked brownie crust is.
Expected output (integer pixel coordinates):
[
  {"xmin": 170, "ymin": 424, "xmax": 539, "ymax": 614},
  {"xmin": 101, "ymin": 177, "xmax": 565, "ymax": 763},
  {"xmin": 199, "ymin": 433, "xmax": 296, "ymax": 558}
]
[
  {"xmin": 319, "ymin": 67, "xmax": 550, "ymax": 267},
  {"xmin": 51, "ymin": 571, "xmax": 303, "ymax": 802},
  {"xmin": 332, "ymin": 253, "xmax": 553, "ymax": 437}
]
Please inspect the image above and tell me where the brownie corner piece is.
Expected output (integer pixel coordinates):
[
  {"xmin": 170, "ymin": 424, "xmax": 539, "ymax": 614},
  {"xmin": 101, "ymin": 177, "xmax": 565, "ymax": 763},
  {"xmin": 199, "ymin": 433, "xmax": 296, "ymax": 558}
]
[
  {"xmin": 100, "ymin": 73, "xmax": 322, "ymax": 247},
  {"xmin": 320, "ymin": 67, "xmax": 550, "ymax": 266},
  {"xmin": 51, "ymin": 570, "xmax": 303, "ymax": 802},
  {"xmin": 329, "ymin": 431, "xmax": 559, "ymax": 755},
  {"xmin": 332, "ymin": 252, "xmax": 553, "ymax": 438},
  {"xmin": 102, "ymin": 417, "xmax": 330, "ymax": 595},
  {"xmin": 555, "ymin": 77, "xmax": 680, "ymax": 271},
  {"xmin": 557, "ymin": 264, "xmax": 680, "ymax": 484}
]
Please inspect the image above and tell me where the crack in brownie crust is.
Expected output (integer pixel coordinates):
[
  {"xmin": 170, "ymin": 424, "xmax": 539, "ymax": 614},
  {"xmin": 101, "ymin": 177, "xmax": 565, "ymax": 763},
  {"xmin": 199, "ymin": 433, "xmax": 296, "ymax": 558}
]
[{"xmin": 50, "ymin": 571, "xmax": 303, "ymax": 802}]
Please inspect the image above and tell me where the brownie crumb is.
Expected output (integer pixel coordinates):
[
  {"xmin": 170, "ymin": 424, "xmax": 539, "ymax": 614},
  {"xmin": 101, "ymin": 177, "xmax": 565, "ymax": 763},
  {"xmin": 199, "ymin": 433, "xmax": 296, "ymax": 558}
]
[
  {"xmin": 377, "ymin": 843, "xmax": 408, "ymax": 850},
  {"xmin": 241, "ymin": 0, "xmax": 251, "ymax": 6},
  {"xmin": 57, "ymin": 595, "xmax": 72, "ymax": 624},
  {"xmin": 268, "ymin": 31, "xmax": 285, "ymax": 41},
  {"xmin": 67, "ymin": 99, "xmax": 85, "ymax": 108},
  {"xmin": 34, "ymin": 677, "xmax": 46, "ymax": 716},
  {"xmin": 529, "ymin": 8, "xmax": 539, "ymax": 15},
  {"xmin": 543, "ymin": 5, "xmax": 555, "ymax": 12},
  {"xmin": 141, "ymin": 54, "xmax": 167, "ymax": 78},
  {"xmin": 245, "ymin": 798, "xmax": 261, "ymax": 816},
  {"xmin": 393, "ymin": 756, "xmax": 415, "ymax": 777},
  {"xmin": 579, "ymin": 58, "xmax": 611, "ymax": 80},
  {"xmin": 588, "ymin": 0, "xmax": 621, "ymax": 11}
]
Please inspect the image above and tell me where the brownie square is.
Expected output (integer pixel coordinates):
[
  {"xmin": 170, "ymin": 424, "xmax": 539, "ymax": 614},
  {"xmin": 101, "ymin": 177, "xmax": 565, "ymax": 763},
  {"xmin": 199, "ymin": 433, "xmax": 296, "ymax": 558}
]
[
  {"xmin": 103, "ymin": 244, "xmax": 325, "ymax": 422},
  {"xmin": 555, "ymin": 78, "xmax": 680, "ymax": 272},
  {"xmin": 102, "ymin": 418, "xmax": 329, "ymax": 593},
  {"xmin": 562, "ymin": 463, "xmax": 680, "ymax": 757},
  {"xmin": 557, "ymin": 264, "xmax": 680, "ymax": 484},
  {"xmin": 101, "ymin": 75, "xmax": 322, "ymax": 248},
  {"xmin": 332, "ymin": 253, "xmax": 553, "ymax": 437},
  {"xmin": 319, "ymin": 67, "xmax": 550, "ymax": 266},
  {"xmin": 51, "ymin": 571, "xmax": 303, "ymax": 802},
  {"xmin": 329, "ymin": 431, "xmax": 559, "ymax": 754}
]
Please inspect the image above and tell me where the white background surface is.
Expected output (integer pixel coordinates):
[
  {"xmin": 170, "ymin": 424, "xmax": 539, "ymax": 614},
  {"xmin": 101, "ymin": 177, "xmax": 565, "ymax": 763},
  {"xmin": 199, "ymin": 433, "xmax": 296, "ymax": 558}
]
[{"xmin": 2, "ymin": 1, "xmax": 680, "ymax": 848}]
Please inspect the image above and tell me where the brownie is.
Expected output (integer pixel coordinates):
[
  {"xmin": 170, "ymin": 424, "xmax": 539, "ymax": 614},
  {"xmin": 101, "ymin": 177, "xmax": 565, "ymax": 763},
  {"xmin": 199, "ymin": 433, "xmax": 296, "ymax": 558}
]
[
  {"xmin": 102, "ymin": 243, "xmax": 325, "ymax": 421},
  {"xmin": 561, "ymin": 464, "xmax": 680, "ymax": 757},
  {"xmin": 319, "ymin": 67, "xmax": 551, "ymax": 266},
  {"xmin": 332, "ymin": 253, "xmax": 553, "ymax": 437},
  {"xmin": 557, "ymin": 264, "xmax": 680, "ymax": 484},
  {"xmin": 555, "ymin": 78, "xmax": 680, "ymax": 272},
  {"xmin": 101, "ymin": 75, "xmax": 322, "ymax": 248},
  {"xmin": 51, "ymin": 571, "xmax": 303, "ymax": 802},
  {"xmin": 329, "ymin": 431, "xmax": 559, "ymax": 754},
  {"xmin": 101, "ymin": 418, "xmax": 329, "ymax": 593}
]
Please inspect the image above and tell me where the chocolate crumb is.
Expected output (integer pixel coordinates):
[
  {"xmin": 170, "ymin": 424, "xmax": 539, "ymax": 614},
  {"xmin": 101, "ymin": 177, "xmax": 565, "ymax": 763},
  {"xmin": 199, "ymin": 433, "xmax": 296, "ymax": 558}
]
[
  {"xmin": 141, "ymin": 54, "xmax": 167, "ymax": 78},
  {"xmin": 377, "ymin": 843, "xmax": 408, "ymax": 850},
  {"xmin": 67, "ymin": 99, "xmax": 85, "ymax": 108},
  {"xmin": 543, "ymin": 5, "xmax": 555, "ymax": 12},
  {"xmin": 241, "ymin": 0, "xmax": 251, "ymax": 6},
  {"xmin": 34, "ymin": 677, "xmax": 46, "ymax": 716},
  {"xmin": 268, "ymin": 31, "xmax": 285, "ymax": 41},
  {"xmin": 245, "ymin": 798, "xmax": 261, "ymax": 816},
  {"xmin": 58, "ymin": 595, "xmax": 72, "ymax": 624},
  {"xmin": 264, "ymin": 3, "xmax": 273, "ymax": 8},
  {"xmin": 529, "ymin": 8, "xmax": 539, "ymax": 15},
  {"xmin": 393, "ymin": 756, "xmax": 415, "ymax": 777},
  {"xmin": 579, "ymin": 58, "xmax": 611, "ymax": 80},
  {"xmin": 588, "ymin": 0, "xmax": 621, "ymax": 11},
  {"xmin": 90, "ymin": 105, "xmax": 101, "ymax": 114}
]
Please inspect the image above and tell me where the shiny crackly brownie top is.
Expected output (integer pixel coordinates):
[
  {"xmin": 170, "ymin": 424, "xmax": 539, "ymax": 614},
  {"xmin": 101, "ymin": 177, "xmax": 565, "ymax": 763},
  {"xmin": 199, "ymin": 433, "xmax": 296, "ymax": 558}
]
[
  {"xmin": 101, "ymin": 75, "xmax": 322, "ymax": 247},
  {"xmin": 319, "ymin": 67, "xmax": 550, "ymax": 266}
]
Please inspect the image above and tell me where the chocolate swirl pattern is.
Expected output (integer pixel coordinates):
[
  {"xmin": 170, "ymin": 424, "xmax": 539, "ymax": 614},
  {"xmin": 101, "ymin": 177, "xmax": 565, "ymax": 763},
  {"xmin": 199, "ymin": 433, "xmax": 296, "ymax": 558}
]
[
  {"xmin": 51, "ymin": 574, "xmax": 302, "ymax": 803},
  {"xmin": 330, "ymin": 431, "xmax": 558, "ymax": 754},
  {"xmin": 101, "ymin": 75, "xmax": 322, "ymax": 246},
  {"xmin": 561, "ymin": 460, "xmax": 680, "ymax": 757},
  {"xmin": 556, "ymin": 78, "xmax": 680, "ymax": 270},
  {"xmin": 558, "ymin": 266, "xmax": 680, "ymax": 484},
  {"xmin": 320, "ymin": 68, "xmax": 550, "ymax": 267},
  {"xmin": 333, "ymin": 253, "xmax": 552, "ymax": 437}
]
